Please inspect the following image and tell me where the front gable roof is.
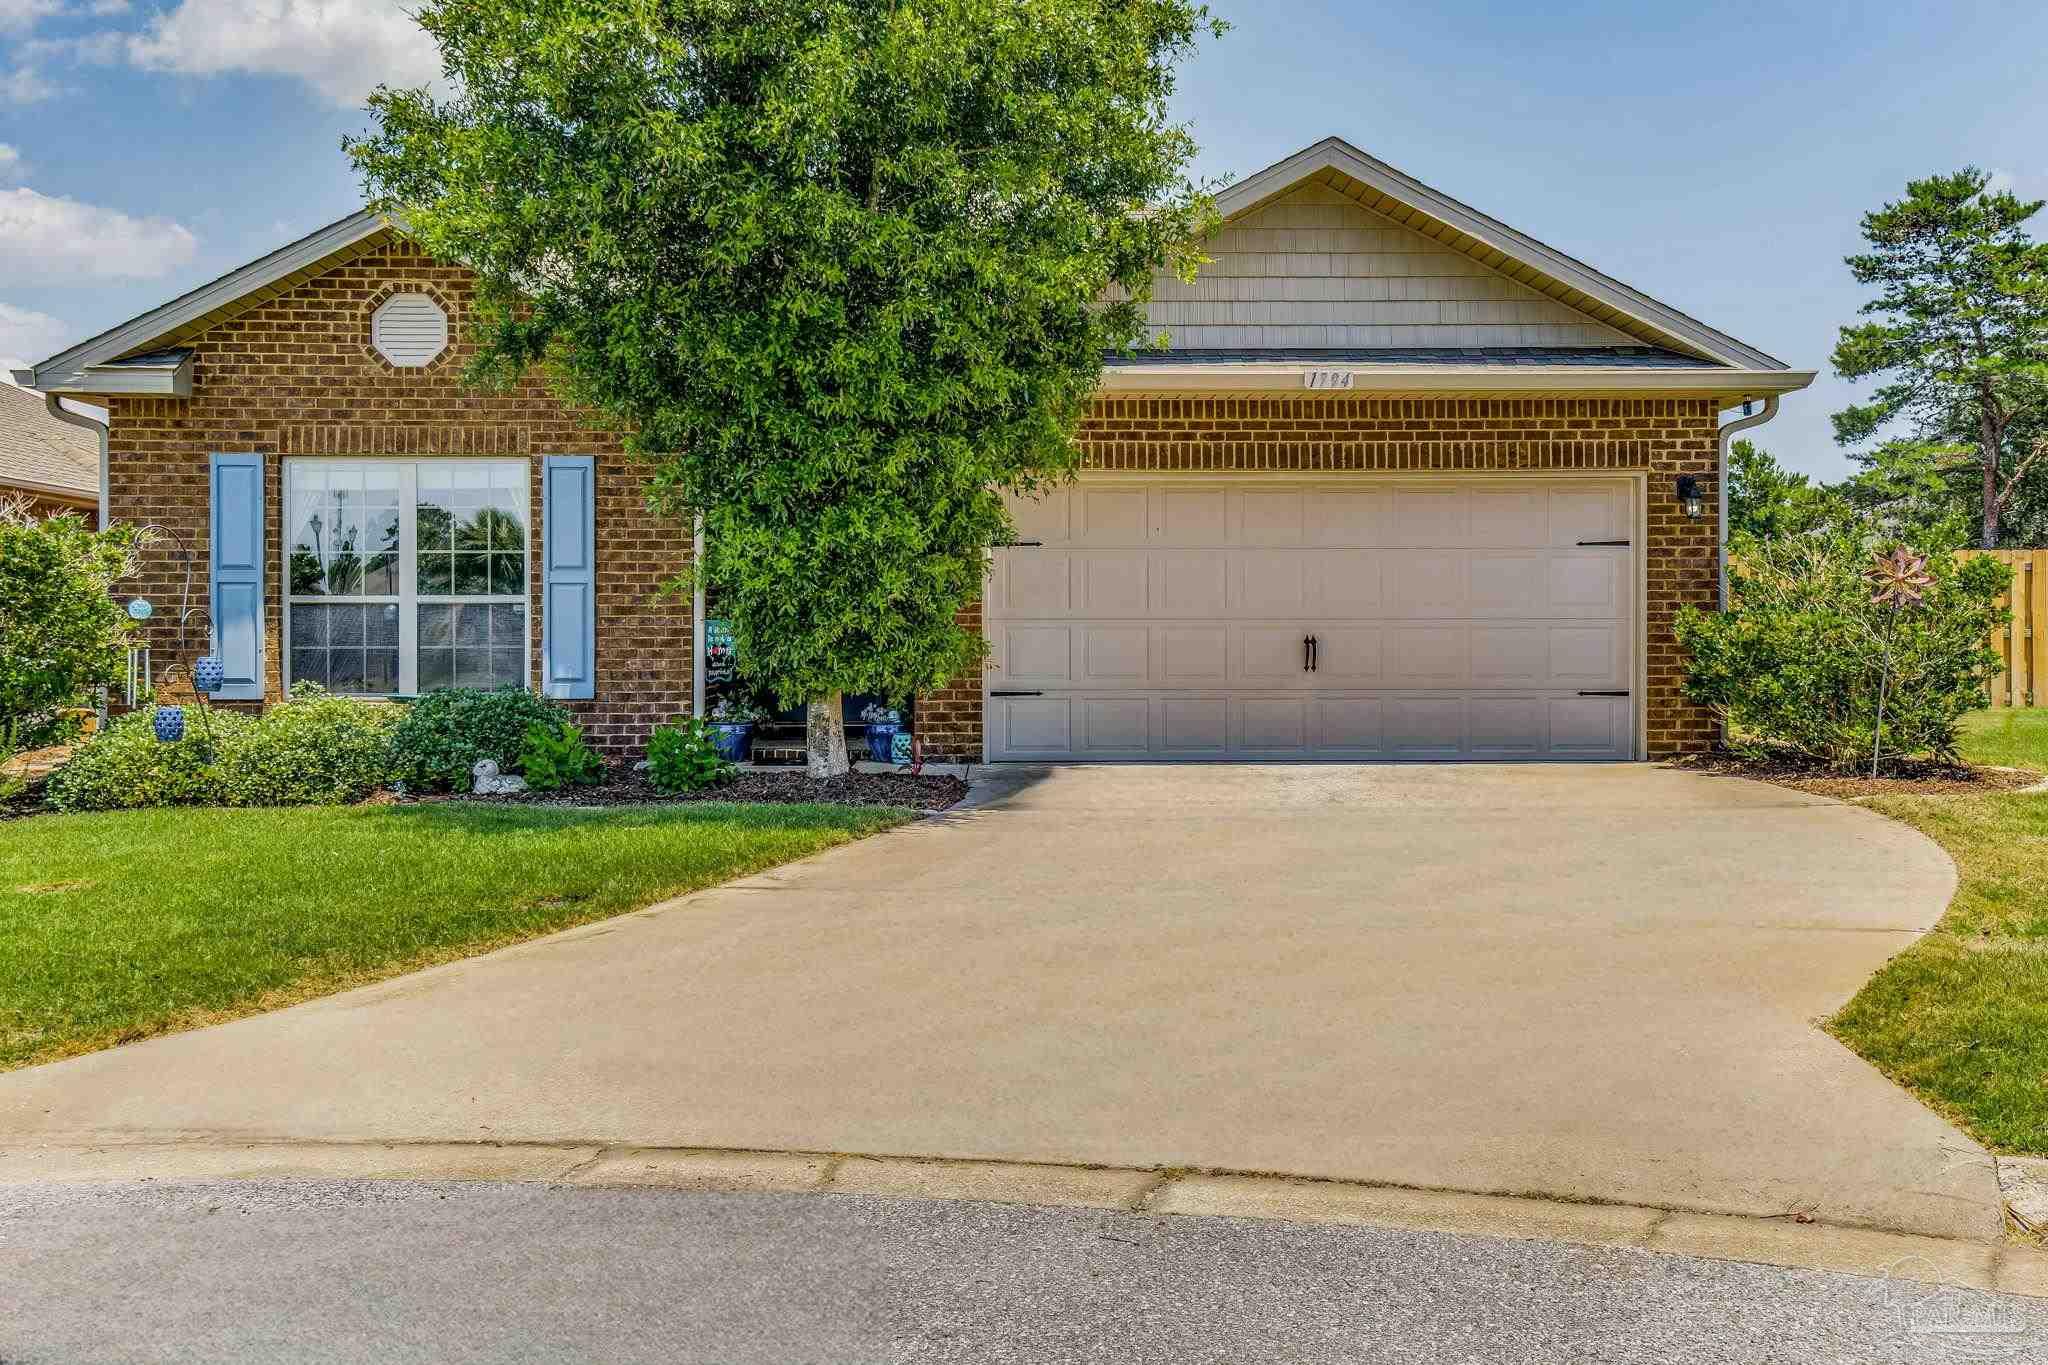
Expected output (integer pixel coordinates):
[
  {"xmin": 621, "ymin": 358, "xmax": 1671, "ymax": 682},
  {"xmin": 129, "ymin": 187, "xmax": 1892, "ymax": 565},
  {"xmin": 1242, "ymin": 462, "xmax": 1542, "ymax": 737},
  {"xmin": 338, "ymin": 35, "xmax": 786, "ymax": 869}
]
[{"xmin": 1199, "ymin": 138, "xmax": 1786, "ymax": 370}]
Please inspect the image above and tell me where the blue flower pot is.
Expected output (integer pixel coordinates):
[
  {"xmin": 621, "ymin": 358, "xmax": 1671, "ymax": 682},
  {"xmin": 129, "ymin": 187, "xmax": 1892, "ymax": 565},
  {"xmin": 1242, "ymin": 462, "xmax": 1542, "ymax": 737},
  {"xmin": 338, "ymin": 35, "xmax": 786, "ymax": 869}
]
[
  {"xmin": 153, "ymin": 706, "xmax": 186, "ymax": 743},
  {"xmin": 193, "ymin": 655, "xmax": 226, "ymax": 694},
  {"xmin": 865, "ymin": 723, "xmax": 899, "ymax": 764},
  {"xmin": 708, "ymin": 722, "xmax": 753, "ymax": 763}
]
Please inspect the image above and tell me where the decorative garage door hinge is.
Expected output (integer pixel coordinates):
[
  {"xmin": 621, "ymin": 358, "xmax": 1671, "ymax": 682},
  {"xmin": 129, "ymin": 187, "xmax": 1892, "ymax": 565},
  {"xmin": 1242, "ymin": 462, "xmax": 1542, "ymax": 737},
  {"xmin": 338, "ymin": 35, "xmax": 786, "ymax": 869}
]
[
  {"xmin": 991, "ymin": 690, "xmax": 1045, "ymax": 698},
  {"xmin": 997, "ymin": 540, "xmax": 1045, "ymax": 548},
  {"xmin": 1576, "ymin": 539, "xmax": 1631, "ymax": 547},
  {"xmin": 1577, "ymin": 690, "xmax": 1631, "ymax": 697}
]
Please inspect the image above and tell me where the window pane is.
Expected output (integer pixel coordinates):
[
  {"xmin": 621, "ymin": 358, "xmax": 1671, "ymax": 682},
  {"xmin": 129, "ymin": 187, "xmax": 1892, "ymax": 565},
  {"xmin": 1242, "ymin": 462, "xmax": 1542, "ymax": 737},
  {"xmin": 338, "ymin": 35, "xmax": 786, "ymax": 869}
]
[
  {"xmin": 326, "ymin": 554, "xmax": 363, "ymax": 595},
  {"xmin": 455, "ymin": 650, "xmax": 495, "ymax": 689},
  {"xmin": 454, "ymin": 511, "xmax": 492, "ymax": 553},
  {"xmin": 363, "ymin": 552, "xmax": 399, "ymax": 596},
  {"xmin": 418, "ymin": 604, "xmax": 453, "ymax": 648},
  {"xmin": 366, "ymin": 603, "xmax": 400, "ymax": 648},
  {"xmin": 418, "ymin": 555, "xmax": 451, "ymax": 595},
  {"xmin": 289, "ymin": 551, "xmax": 325, "ymax": 597},
  {"xmin": 490, "ymin": 553, "xmax": 525, "ymax": 595},
  {"xmin": 488, "ymin": 502, "xmax": 526, "ymax": 550},
  {"xmin": 455, "ymin": 603, "xmax": 490, "ymax": 647},
  {"xmin": 419, "ymin": 647, "xmax": 454, "ymax": 692},
  {"xmin": 490, "ymin": 648, "xmax": 525, "ymax": 689},
  {"xmin": 290, "ymin": 649, "xmax": 327, "ymax": 689},
  {"xmin": 454, "ymin": 553, "xmax": 489, "ymax": 595},
  {"xmin": 364, "ymin": 649, "xmax": 400, "ymax": 694},
  {"xmin": 329, "ymin": 650, "xmax": 367, "ymax": 694},
  {"xmin": 416, "ymin": 500, "xmax": 453, "ymax": 553},
  {"xmin": 489, "ymin": 602, "xmax": 525, "ymax": 641},
  {"xmin": 291, "ymin": 603, "xmax": 329, "ymax": 645},
  {"xmin": 368, "ymin": 506, "xmax": 400, "ymax": 554},
  {"xmin": 331, "ymin": 604, "xmax": 366, "ymax": 648}
]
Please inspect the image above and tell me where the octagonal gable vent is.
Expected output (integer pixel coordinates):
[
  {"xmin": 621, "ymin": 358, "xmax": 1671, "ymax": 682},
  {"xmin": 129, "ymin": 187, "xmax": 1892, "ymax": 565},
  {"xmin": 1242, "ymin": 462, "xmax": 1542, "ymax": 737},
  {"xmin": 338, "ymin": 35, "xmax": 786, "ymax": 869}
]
[{"xmin": 371, "ymin": 292, "xmax": 449, "ymax": 367}]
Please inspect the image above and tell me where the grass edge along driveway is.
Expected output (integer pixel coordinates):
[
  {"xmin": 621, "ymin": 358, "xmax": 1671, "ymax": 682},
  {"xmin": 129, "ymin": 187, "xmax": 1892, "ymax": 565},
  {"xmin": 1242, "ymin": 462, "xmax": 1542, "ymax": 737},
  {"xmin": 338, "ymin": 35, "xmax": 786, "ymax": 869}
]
[
  {"xmin": 0, "ymin": 802, "xmax": 910, "ymax": 1072},
  {"xmin": 1830, "ymin": 710, "xmax": 2048, "ymax": 1155}
]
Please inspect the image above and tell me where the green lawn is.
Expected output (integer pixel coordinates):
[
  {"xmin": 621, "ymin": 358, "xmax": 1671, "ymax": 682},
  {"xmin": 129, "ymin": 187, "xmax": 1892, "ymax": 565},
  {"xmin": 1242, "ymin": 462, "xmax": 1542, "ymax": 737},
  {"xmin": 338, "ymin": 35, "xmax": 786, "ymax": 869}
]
[
  {"xmin": 0, "ymin": 802, "xmax": 908, "ymax": 1071},
  {"xmin": 1957, "ymin": 709, "xmax": 2048, "ymax": 771},
  {"xmin": 1829, "ymin": 714, "xmax": 2048, "ymax": 1152}
]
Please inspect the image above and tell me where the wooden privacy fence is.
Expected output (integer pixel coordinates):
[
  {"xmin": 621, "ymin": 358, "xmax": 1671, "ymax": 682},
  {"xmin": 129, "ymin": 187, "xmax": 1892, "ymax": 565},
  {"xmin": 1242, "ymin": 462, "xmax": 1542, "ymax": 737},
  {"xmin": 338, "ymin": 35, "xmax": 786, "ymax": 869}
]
[{"xmin": 1971, "ymin": 550, "xmax": 2048, "ymax": 708}]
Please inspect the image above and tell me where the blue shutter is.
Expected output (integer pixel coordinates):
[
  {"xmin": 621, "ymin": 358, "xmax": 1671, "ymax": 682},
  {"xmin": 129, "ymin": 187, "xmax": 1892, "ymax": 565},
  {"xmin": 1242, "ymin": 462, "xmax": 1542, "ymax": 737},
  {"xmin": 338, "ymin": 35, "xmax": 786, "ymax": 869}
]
[
  {"xmin": 541, "ymin": 455, "xmax": 597, "ymax": 700},
  {"xmin": 208, "ymin": 452, "xmax": 266, "ymax": 701}
]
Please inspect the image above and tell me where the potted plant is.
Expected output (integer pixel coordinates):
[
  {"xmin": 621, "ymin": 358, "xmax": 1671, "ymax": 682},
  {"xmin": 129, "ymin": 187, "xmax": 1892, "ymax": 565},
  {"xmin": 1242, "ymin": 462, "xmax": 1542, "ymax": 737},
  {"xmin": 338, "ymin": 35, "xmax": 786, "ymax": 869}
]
[
  {"xmin": 860, "ymin": 703, "xmax": 901, "ymax": 764},
  {"xmin": 706, "ymin": 696, "xmax": 767, "ymax": 763}
]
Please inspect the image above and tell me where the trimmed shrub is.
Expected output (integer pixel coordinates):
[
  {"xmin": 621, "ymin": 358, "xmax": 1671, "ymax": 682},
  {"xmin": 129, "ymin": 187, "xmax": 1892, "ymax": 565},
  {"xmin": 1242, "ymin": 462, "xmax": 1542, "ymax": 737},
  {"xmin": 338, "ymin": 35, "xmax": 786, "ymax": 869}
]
[
  {"xmin": 646, "ymin": 716, "xmax": 732, "ymax": 793},
  {"xmin": 218, "ymin": 686, "xmax": 399, "ymax": 806},
  {"xmin": 389, "ymin": 687, "xmax": 566, "ymax": 791},
  {"xmin": 46, "ymin": 707, "xmax": 250, "ymax": 812},
  {"xmin": 1677, "ymin": 527, "xmax": 2008, "ymax": 770},
  {"xmin": 518, "ymin": 719, "xmax": 604, "ymax": 792}
]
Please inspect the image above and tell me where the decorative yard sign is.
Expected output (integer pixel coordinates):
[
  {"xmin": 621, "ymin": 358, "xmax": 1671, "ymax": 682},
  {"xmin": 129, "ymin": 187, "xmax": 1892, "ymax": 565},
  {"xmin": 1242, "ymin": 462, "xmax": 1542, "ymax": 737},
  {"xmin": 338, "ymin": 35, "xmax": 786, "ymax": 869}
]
[
  {"xmin": 1303, "ymin": 369, "xmax": 1355, "ymax": 391},
  {"xmin": 704, "ymin": 619, "xmax": 737, "ymax": 687}
]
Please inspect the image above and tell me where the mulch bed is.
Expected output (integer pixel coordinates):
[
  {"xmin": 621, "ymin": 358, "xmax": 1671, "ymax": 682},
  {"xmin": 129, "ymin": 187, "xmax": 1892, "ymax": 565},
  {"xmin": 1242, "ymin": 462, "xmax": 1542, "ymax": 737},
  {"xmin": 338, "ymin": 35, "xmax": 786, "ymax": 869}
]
[
  {"xmin": 403, "ymin": 765, "xmax": 969, "ymax": 812},
  {"xmin": 1671, "ymin": 749, "xmax": 2044, "ymax": 799}
]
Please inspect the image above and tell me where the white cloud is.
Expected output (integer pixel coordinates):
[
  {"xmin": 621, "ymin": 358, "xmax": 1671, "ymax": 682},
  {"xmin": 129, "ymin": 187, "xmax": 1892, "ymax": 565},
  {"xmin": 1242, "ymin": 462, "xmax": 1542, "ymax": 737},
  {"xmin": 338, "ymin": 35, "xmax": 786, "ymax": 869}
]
[
  {"xmin": 125, "ymin": 0, "xmax": 439, "ymax": 106},
  {"xmin": 0, "ymin": 144, "xmax": 21, "ymax": 181},
  {"xmin": 0, "ymin": 64, "xmax": 62, "ymax": 103},
  {"xmin": 0, "ymin": 0, "xmax": 60, "ymax": 33},
  {"xmin": 0, "ymin": 186, "xmax": 199, "ymax": 280},
  {"xmin": 0, "ymin": 300, "xmax": 73, "ymax": 379}
]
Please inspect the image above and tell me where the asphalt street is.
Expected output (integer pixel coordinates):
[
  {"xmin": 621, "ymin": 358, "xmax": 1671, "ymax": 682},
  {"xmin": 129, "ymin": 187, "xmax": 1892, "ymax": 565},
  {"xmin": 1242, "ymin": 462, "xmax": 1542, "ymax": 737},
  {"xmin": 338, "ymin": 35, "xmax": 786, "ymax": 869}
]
[{"xmin": 2, "ymin": 1180, "xmax": 2043, "ymax": 1364}]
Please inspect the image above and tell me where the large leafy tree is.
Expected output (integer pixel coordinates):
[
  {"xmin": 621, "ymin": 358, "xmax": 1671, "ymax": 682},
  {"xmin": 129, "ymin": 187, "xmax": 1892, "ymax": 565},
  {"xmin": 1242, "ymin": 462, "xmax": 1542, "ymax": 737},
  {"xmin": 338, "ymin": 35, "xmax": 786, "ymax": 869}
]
[
  {"xmin": 1832, "ymin": 168, "xmax": 2048, "ymax": 548},
  {"xmin": 350, "ymin": 0, "xmax": 1221, "ymax": 774}
]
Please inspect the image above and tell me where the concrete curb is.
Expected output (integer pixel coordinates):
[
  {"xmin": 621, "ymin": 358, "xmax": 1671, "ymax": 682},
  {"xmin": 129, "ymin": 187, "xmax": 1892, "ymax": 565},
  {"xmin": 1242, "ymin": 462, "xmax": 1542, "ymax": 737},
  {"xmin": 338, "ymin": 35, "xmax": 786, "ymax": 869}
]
[{"xmin": 6, "ymin": 1138, "xmax": 2044, "ymax": 1299}]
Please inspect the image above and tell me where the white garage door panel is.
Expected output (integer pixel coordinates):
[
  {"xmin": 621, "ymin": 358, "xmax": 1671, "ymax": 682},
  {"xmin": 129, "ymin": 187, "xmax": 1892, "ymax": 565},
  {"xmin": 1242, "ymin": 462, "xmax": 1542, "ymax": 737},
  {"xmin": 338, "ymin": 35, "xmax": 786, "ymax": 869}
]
[{"xmin": 988, "ymin": 478, "xmax": 1635, "ymax": 762}]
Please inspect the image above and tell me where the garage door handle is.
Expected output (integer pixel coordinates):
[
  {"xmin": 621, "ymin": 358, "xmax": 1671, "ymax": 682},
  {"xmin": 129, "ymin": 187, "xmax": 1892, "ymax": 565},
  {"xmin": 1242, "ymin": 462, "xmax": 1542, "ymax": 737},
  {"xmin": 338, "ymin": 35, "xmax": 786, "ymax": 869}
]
[
  {"xmin": 991, "ymin": 690, "xmax": 1043, "ymax": 698},
  {"xmin": 1304, "ymin": 634, "xmax": 1318, "ymax": 672},
  {"xmin": 1577, "ymin": 690, "xmax": 1630, "ymax": 697}
]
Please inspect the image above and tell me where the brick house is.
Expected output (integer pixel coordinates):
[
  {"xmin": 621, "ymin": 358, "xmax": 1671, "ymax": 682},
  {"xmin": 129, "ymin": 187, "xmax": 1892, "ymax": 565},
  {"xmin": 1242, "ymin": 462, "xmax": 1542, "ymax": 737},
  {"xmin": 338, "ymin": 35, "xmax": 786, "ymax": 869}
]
[{"xmin": 14, "ymin": 138, "xmax": 1810, "ymax": 763}]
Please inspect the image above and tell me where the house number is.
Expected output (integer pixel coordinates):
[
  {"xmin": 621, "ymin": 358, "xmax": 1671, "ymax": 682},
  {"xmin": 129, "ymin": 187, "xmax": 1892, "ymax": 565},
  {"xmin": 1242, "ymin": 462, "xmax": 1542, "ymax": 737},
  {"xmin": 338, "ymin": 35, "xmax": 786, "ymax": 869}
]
[{"xmin": 1304, "ymin": 369, "xmax": 1355, "ymax": 390}]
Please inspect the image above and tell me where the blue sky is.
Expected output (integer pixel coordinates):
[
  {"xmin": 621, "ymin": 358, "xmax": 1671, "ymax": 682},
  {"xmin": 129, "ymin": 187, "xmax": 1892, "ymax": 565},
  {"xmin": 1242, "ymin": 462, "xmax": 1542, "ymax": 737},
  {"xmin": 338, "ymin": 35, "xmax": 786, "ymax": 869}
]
[{"xmin": 4, "ymin": 0, "xmax": 2047, "ymax": 477}]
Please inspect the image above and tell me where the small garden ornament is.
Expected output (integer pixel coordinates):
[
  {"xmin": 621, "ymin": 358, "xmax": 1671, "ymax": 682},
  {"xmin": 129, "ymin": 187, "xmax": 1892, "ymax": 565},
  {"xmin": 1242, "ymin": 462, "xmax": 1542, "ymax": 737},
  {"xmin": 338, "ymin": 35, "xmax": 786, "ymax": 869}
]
[
  {"xmin": 859, "ymin": 704, "xmax": 901, "ymax": 765},
  {"xmin": 152, "ymin": 705, "xmax": 185, "ymax": 743},
  {"xmin": 470, "ymin": 758, "xmax": 528, "ymax": 796},
  {"xmin": 193, "ymin": 655, "xmax": 226, "ymax": 695},
  {"xmin": 1864, "ymin": 546, "xmax": 1936, "ymax": 778}
]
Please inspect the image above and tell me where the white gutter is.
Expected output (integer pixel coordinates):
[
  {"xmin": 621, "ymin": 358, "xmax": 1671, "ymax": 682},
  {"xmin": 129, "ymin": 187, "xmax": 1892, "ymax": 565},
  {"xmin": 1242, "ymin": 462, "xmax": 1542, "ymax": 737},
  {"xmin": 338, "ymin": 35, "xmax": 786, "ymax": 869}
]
[
  {"xmin": 41, "ymin": 394, "xmax": 109, "ymax": 525},
  {"xmin": 1715, "ymin": 395, "xmax": 1780, "ymax": 608},
  {"xmin": 1096, "ymin": 366, "xmax": 1816, "ymax": 397}
]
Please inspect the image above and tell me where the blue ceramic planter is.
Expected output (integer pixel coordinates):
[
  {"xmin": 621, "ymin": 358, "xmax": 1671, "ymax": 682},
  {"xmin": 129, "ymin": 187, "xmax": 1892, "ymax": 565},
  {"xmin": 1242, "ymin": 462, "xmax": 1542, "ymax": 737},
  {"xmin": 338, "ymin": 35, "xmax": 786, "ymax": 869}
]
[
  {"xmin": 865, "ymin": 723, "xmax": 899, "ymax": 765},
  {"xmin": 708, "ymin": 722, "xmax": 753, "ymax": 763},
  {"xmin": 153, "ymin": 706, "xmax": 186, "ymax": 743},
  {"xmin": 193, "ymin": 655, "xmax": 226, "ymax": 694}
]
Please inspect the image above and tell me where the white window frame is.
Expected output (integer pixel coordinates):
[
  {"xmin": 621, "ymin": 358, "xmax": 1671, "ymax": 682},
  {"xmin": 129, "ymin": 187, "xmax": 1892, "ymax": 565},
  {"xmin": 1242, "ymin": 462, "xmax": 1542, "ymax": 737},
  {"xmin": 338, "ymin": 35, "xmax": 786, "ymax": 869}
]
[{"xmin": 282, "ymin": 456, "xmax": 533, "ymax": 698}]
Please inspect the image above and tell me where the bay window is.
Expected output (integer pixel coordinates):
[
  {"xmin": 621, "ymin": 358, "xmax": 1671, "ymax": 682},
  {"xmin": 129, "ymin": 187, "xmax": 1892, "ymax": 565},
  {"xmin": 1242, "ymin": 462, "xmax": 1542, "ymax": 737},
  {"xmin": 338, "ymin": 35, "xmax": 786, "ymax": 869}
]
[{"xmin": 285, "ymin": 459, "xmax": 531, "ymax": 697}]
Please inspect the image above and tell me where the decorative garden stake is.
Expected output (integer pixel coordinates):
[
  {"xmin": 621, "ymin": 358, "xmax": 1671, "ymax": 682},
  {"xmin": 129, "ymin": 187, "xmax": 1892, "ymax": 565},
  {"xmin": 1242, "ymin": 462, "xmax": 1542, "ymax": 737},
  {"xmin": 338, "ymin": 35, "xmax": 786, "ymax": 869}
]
[
  {"xmin": 1865, "ymin": 547, "xmax": 1936, "ymax": 777},
  {"xmin": 153, "ymin": 705, "xmax": 186, "ymax": 743},
  {"xmin": 193, "ymin": 655, "xmax": 226, "ymax": 695}
]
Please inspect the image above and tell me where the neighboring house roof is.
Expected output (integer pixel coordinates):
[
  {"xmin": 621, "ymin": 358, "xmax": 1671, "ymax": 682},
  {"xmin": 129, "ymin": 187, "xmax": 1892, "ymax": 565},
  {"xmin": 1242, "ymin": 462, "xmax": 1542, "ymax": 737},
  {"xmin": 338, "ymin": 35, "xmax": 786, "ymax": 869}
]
[
  {"xmin": 12, "ymin": 136, "xmax": 1812, "ymax": 402},
  {"xmin": 0, "ymin": 383, "xmax": 98, "ymax": 505}
]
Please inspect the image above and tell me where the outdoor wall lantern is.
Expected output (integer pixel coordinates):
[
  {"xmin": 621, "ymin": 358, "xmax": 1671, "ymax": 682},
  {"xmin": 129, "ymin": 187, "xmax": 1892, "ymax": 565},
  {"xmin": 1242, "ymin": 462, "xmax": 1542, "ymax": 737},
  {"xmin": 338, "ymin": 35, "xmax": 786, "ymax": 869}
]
[{"xmin": 1675, "ymin": 474, "xmax": 1705, "ymax": 520}]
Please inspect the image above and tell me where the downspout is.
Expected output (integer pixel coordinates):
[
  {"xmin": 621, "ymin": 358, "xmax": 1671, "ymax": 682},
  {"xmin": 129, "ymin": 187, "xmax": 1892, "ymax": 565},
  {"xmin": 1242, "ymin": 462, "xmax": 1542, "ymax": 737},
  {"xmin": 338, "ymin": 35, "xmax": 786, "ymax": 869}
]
[
  {"xmin": 1716, "ymin": 395, "xmax": 1779, "ymax": 609},
  {"xmin": 692, "ymin": 514, "xmax": 706, "ymax": 718},
  {"xmin": 43, "ymin": 393, "xmax": 109, "ymax": 526}
]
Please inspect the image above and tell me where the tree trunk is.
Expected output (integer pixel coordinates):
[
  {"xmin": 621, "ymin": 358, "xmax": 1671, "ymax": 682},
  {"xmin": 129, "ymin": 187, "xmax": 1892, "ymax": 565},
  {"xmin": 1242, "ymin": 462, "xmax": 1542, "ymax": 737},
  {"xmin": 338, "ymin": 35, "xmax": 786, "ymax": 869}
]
[
  {"xmin": 805, "ymin": 691, "xmax": 849, "ymax": 779},
  {"xmin": 1982, "ymin": 409, "xmax": 2002, "ymax": 550}
]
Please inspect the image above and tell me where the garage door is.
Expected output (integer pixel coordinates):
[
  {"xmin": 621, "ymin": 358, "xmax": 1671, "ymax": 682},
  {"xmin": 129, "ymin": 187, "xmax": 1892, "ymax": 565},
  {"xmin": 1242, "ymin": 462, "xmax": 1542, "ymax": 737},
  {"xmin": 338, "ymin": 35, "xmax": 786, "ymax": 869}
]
[{"xmin": 984, "ymin": 478, "xmax": 1636, "ymax": 762}]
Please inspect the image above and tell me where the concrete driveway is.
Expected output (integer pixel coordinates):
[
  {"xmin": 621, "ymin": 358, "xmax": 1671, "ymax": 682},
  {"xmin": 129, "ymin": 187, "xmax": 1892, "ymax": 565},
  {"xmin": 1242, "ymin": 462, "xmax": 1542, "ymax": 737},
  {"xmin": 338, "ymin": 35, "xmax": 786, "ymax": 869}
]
[{"xmin": 0, "ymin": 765, "xmax": 1999, "ymax": 1240}]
